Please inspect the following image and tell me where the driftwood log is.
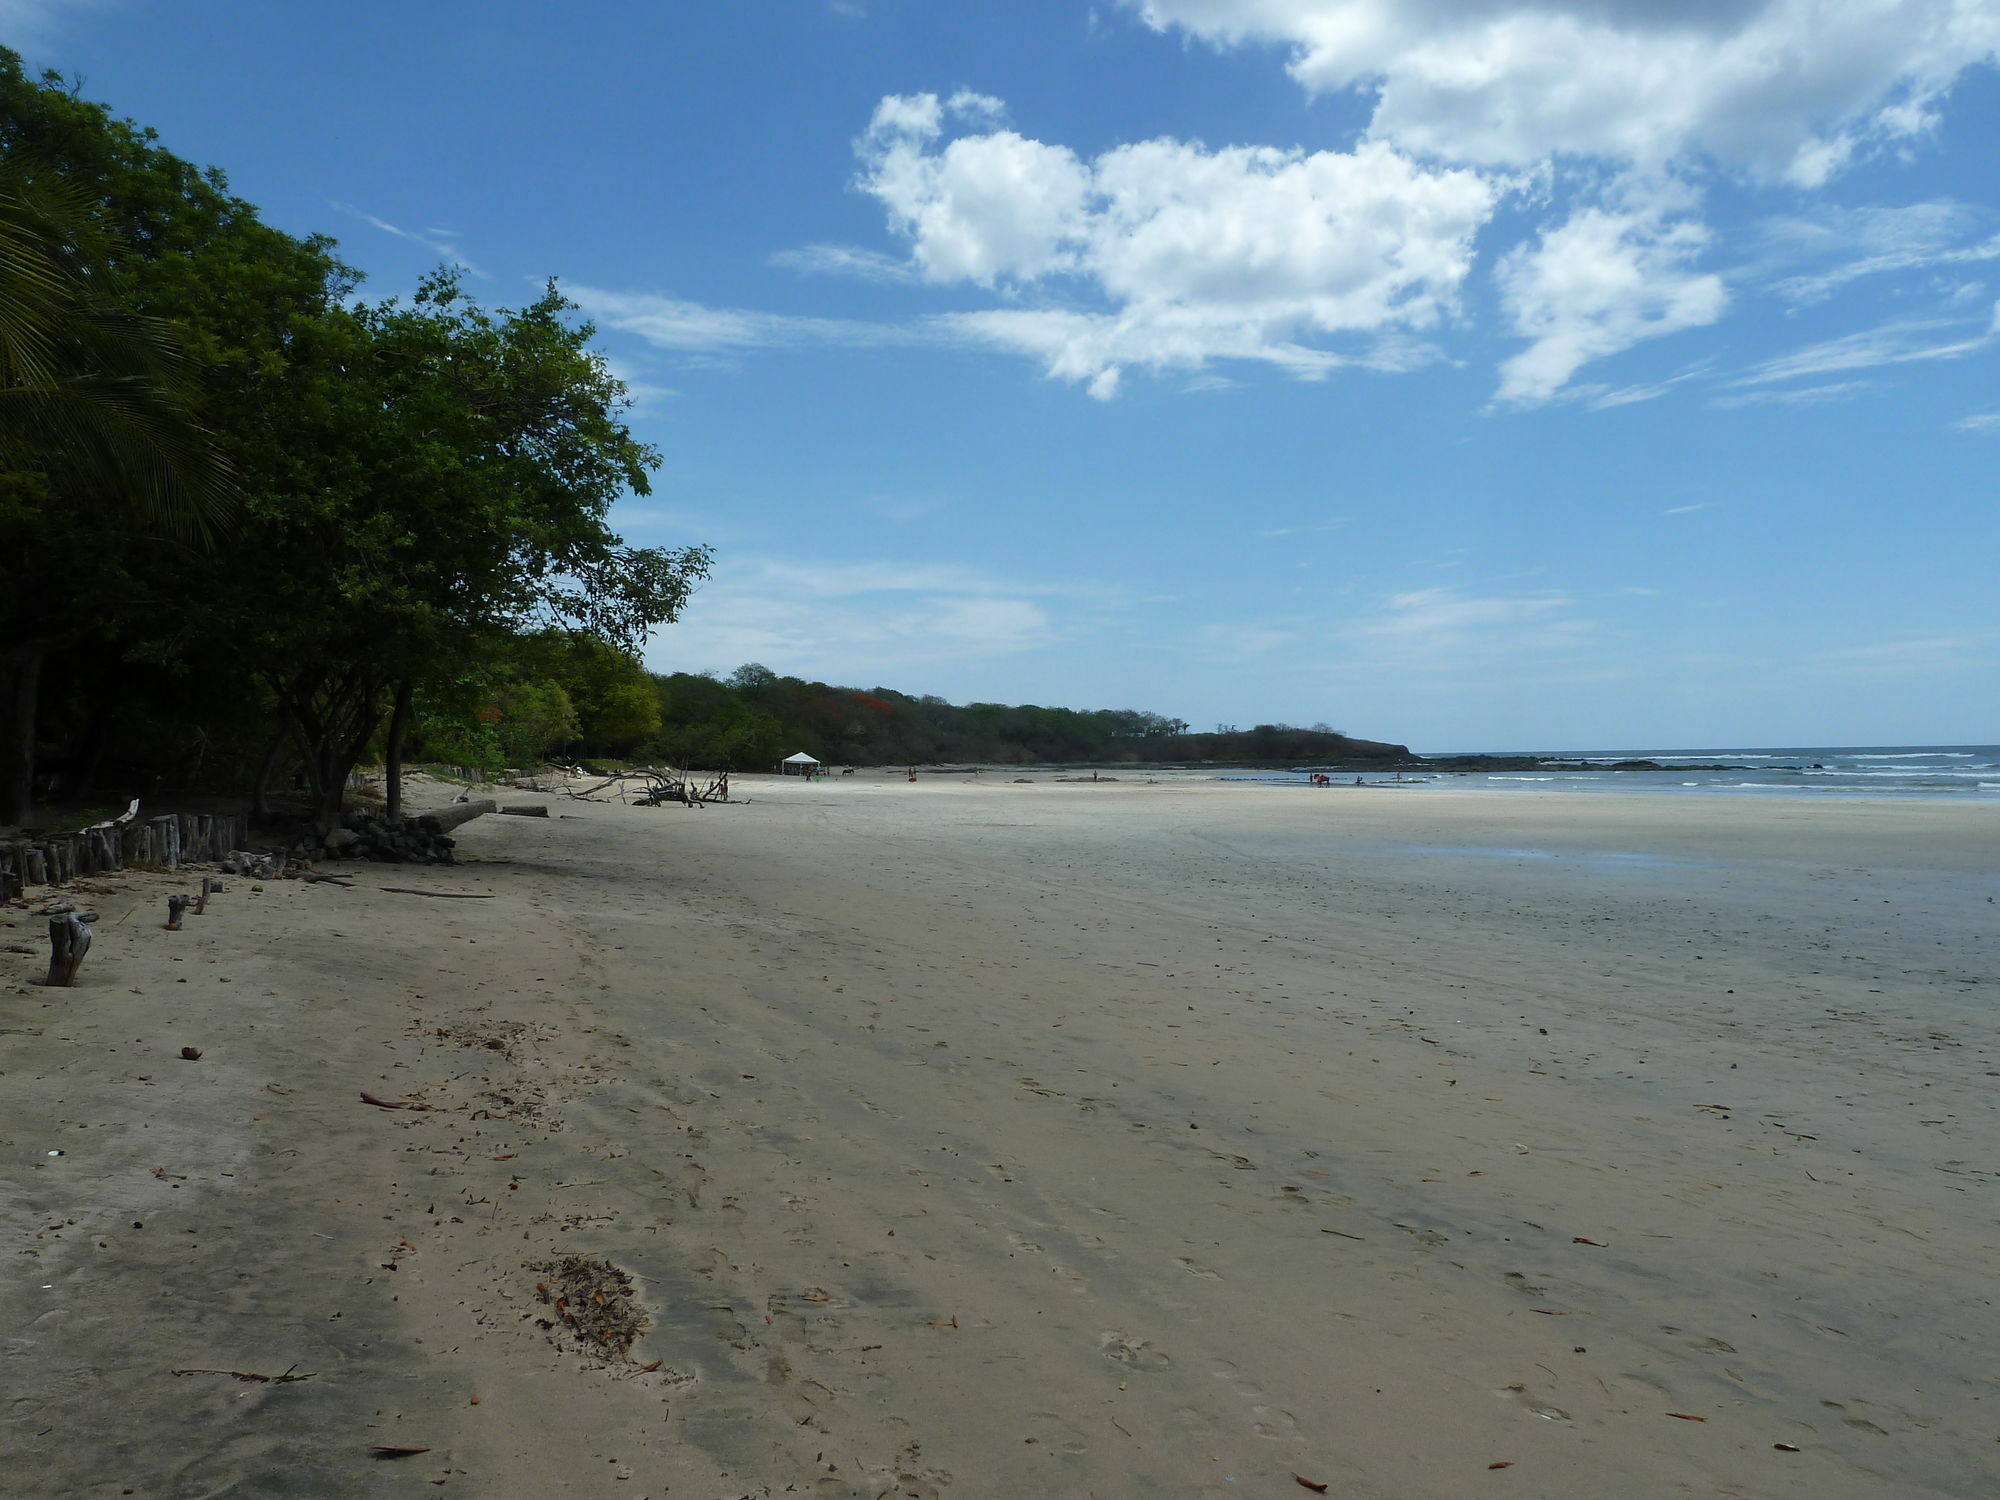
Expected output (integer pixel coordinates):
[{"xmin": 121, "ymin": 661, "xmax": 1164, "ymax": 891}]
[
  {"xmin": 551, "ymin": 769, "xmax": 732, "ymax": 808},
  {"xmin": 45, "ymin": 910, "xmax": 94, "ymax": 986},
  {"xmin": 418, "ymin": 799, "xmax": 496, "ymax": 835},
  {"xmin": 497, "ymin": 804, "xmax": 549, "ymax": 818}
]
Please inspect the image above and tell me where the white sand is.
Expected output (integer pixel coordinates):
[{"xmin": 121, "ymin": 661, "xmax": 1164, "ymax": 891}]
[{"xmin": 3, "ymin": 775, "xmax": 1996, "ymax": 1498}]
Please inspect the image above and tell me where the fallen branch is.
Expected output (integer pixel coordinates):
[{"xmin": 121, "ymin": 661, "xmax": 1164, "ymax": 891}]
[
  {"xmin": 86, "ymin": 798, "xmax": 141, "ymax": 831},
  {"xmin": 172, "ymin": 1366, "xmax": 314, "ymax": 1383},
  {"xmin": 359, "ymin": 1091, "xmax": 434, "ymax": 1110},
  {"xmin": 377, "ymin": 888, "xmax": 495, "ymax": 900}
]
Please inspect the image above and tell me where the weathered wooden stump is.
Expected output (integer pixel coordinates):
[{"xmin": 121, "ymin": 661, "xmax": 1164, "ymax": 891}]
[
  {"xmin": 46, "ymin": 910, "xmax": 94, "ymax": 986},
  {"xmin": 194, "ymin": 875, "xmax": 220, "ymax": 914},
  {"xmin": 166, "ymin": 893, "xmax": 190, "ymax": 930}
]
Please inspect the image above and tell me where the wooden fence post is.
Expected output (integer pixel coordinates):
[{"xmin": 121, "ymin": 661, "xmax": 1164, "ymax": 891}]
[{"xmin": 45, "ymin": 910, "xmax": 94, "ymax": 986}]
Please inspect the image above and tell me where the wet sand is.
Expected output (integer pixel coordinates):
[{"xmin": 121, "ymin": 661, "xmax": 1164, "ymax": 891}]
[{"xmin": 3, "ymin": 776, "xmax": 1996, "ymax": 1498}]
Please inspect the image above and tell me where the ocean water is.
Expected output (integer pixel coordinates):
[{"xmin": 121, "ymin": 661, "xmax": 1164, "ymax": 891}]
[{"xmin": 1235, "ymin": 746, "xmax": 2000, "ymax": 800}]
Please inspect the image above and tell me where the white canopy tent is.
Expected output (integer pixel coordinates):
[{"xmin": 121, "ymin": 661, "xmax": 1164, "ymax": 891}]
[{"xmin": 777, "ymin": 752, "xmax": 820, "ymax": 776}]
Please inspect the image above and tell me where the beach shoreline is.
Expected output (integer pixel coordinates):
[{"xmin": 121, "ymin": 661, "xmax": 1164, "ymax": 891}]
[{"xmin": 4, "ymin": 778, "xmax": 1995, "ymax": 1497}]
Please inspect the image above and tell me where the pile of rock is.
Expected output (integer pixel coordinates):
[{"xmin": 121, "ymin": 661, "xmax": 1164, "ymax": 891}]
[
  {"xmin": 321, "ymin": 811, "xmax": 457, "ymax": 864},
  {"xmin": 219, "ymin": 849, "xmax": 283, "ymax": 879}
]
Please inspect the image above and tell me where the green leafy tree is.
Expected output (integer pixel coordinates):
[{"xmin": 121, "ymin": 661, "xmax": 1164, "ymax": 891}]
[
  {"xmin": 533, "ymin": 636, "xmax": 660, "ymax": 757},
  {"xmin": 494, "ymin": 679, "xmax": 582, "ymax": 767},
  {"xmin": 218, "ymin": 271, "xmax": 709, "ymax": 830}
]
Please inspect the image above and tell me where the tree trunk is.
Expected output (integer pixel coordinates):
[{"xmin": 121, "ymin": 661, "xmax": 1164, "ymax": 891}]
[
  {"xmin": 1, "ymin": 642, "xmax": 47, "ymax": 828},
  {"xmin": 307, "ymin": 737, "xmax": 357, "ymax": 839},
  {"xmin": 250, "ymin": 726, "xmax": 288, "ymax": 821},
  {"xmin": 269, "ymin": 667, "xmax": 387, "ymax": 838},
  {"xmin": 384, "ymin": 680, "xmax": 413, "ymax": 821}
]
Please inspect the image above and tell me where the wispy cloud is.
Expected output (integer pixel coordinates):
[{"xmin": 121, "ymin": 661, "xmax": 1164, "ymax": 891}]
[
  {"xmin": 336, "ymin": 204, "xmax": 485, "ymax": 276},
  {"xmin": 1953, "ymin": 411, "xmax": 2000, "ymax": 434},
  {"xmin": 642, "ymin": 554, "xmax": 1119, "ymax": 679},
  {"xmin": 1710, "ymin": 380, "xmax": 1877, "ymax": 410},
  {"xmin": 1815, "ymin": 636, "xmax": 1985, "ymax": 672},
  {"xmin": 1257, "ymin": 518, "xmax": 1347, "ymax": 539},
  {"xmin": 1661, "ymin": 503, "xmax": 1708, "ymax": 515},
  {"xmin": 1362, "ymin": 588, "xmax": 1575, "ymax": 638},
  {"xmin": 1735, "ymin": 307, "xmax": 2000, "ymax": 386},
  {"xmin": 1345, "ymin": 589, "xmax": 1593, "ymax": 666},
  {"xmin": 1192, "ymin": 621, "xmax": 1296, "ymax": 662},
  {"xmin": 1578, "ymin": 361, "xmax": 1714, "ymax": 411},
  {"xmin": 1755, "ymin": 201, "xmax": 2000, "ymax": 305},
  {"xmin": 863, "ymin": 495, "xmax": 948, "ymax": 523},
  {"xmin": 746, "ymin": 558, "xmax": 1118, "ymax": 602},
  {"xmin": 768, "ymin": 243, "xmax": 924, "ymax": 284},
  {"xmin": 564, "ymin": 285, "xmax": 943, "ymax": 357}
]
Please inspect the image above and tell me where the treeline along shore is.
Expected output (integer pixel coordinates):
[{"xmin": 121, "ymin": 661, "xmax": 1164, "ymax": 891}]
[{"xmin": 0, "ymin": 51, "xmax": 707, "ymax": 838}]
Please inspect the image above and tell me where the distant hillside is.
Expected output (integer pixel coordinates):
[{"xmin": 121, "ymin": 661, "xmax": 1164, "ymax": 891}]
[
  {"xmin": 1138, "ymin": 726, "xmax": 1409, "ymax": 765},
  {"xmin": 639, "ymin": 664, "xmax": 1406, "ymax": 769}
]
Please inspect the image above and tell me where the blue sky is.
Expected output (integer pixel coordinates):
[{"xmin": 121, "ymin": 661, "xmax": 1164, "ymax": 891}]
[{"xmin": 13, "ymin": 0, "xmax": 1999, "ymax": 750}]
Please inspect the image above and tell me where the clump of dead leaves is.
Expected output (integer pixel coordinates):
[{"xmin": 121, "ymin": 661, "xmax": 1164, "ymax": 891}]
[{"xmin": 531, "ymin": 1255, "xmax": 648, "ymax": 1360}]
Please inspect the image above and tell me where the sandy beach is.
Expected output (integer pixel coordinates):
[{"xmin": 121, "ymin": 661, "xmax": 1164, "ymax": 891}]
[{"xmin": 3, "ymin": 775, "xmax": 1996, "ymax": 1499}]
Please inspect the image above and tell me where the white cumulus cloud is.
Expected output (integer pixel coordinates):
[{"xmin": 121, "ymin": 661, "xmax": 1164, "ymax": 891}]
[
  {"xmin": 858, "ymin": 94, "xmax": 1496, "ymax": 395},
  {"xmin": 1120, "ymin": 1, "xmax": 2000, "ymax": 400},
  {"xmin": 1125, "ymin": 0, "xmax": 2000, "ymax": 184}
]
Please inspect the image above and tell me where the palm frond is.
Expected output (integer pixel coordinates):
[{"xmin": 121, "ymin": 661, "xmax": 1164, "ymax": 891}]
[{"xmin": 0, "ymin": 151, "xmax": 234, "ymax": 538}]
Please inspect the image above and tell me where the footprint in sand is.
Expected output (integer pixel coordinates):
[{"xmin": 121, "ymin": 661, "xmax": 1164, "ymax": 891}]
[
  {"xmin": 1821, "ymin": 1399, "xmax": 1893, "ymax": 1434},
  {"xmin": 1027, "ymin": 1410, "xmax": 1091, "ymax": 1454},
  {"xmin": 1099, "ymin": 1331, "xmax": 1172, "ymax": 1371},
  {"xmin": 1658, "ymin": 1325, "xmax": 1737, "ymax": 1355},
  {"xmin": 1173, "ymin": 1256, "xmax": 1223, "ymax": 1279},
  {"xmin": 1047, "ymin": 1260, "xmax": 1092, "ymax": 1296},
  {"xmin": 1497, "ymin": 1384, "xmax": 1572, "ymax": 1422},
  {"xmin": 1250, "ymin": 1403, "xmax": 1301, "ymax": 1441}
]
